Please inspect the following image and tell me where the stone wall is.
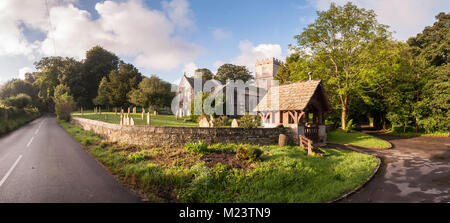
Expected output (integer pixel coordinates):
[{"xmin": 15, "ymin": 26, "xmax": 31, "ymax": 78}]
[{"xmin": 71, "ymin": 117, "xmax": 293, "ymax": 148}]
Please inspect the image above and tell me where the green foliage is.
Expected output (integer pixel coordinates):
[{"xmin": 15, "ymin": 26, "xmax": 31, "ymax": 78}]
[
  {"xmin": 128, "ymin": 76, "xmax": 174, "ymax": 109},
  {"xmin": 185, "ymin": 141, "xmax": 209, "ymax": 154},
  {"xmin": 0, "ymin": 109, "xmax": 40, "ymax": 136},
  {"xmin": 239, "ymin": 113, "xmax": 260, "ymax": 129},
  {"xmin": 54, "ymin": 86, "xmax": 75, "ymax": 122},
  {"xmin": 236, "ymin": 145, "xmax": 263, "ymax": 161},
  {"xmin": 212, "ymin": 115, "xmax": 228, "ymax": 127},
  {"xmin": 344, "ymin": 119, "xmax": 354, "ymax": 133},
  {"xmin": 215, "ymin": 63, "xmax": 253, "ymax": 82},
  {"xmin": 127, "ymin": 150, "xmax": 152, "ymax": 163},
  {"xmin": 2, "ymin": 93, "xmax": 32, "ymax": 109},
  {"xmin": 103, "ymin": 63, "xmax": 143, "ymax": 107}
]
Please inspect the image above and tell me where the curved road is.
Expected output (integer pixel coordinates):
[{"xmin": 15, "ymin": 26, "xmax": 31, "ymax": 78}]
[
  {"xmin": 0, "ymin": 115, "xmax": 141, "ymax": 202},
  {"xmin": 335, "ymin": 134, "xmax": 450, "ymax": 203}
]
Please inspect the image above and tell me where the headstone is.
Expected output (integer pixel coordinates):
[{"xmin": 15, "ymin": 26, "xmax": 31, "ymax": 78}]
[
  {"xmin": 278, "ymin": 134, "xmax": 287, "ymax": 147},
  {"xmin": 141, "ymin": 110, "xmax": 144, "ymax": 120},
  {"xmin": 147, "ymin": 112, "xmax": 150, "ymax": 125},
  {"xmin": 127, "ymin": 107, "xmax": 130, "ymax": 115},
  {"xmin": 231, "ymin": 119, "xmax": 239, "ymax": 128},
  {"xmin": 133, "ymin": 107, "xmax": 136, "ymax": 114},
  {"xmin": 154, "ymin": 111, "xmax": 157, "ymax": 116},
  {"xmin": 199, "ymin": 117, "xmax": 210, "ymax": 127},
  {"xmin": 120, "ymin": 114, "xmax": 123, "ymax": 126},
  {"xmin": 130, "ymin": 117, "xmax": 135, "ymax": 126}
]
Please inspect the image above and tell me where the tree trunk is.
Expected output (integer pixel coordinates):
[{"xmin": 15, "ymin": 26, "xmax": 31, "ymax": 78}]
[{"xmin": 341, "ymin": 106, "xmax": 346, "ymax": 130}]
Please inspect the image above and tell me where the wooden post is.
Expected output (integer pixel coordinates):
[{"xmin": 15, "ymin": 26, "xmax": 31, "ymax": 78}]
[
  {"xmin": 147, "ymin": 112, "xmax": 150, "ymax": 125},
  {"xmin": 307, "ymin": 140, "xmax": 313, "ymax": 156}
]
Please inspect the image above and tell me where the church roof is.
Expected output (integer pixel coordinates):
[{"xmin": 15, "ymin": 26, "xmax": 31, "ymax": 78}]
[{"xmin": 255, "ymin": 80, "xmax": 331, "ymax": 112}]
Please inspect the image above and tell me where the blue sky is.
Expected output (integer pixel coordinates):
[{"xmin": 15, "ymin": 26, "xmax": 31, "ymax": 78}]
[{"xmin": 0, "ymin": 0, "xmax": 449, "ymax": 84}]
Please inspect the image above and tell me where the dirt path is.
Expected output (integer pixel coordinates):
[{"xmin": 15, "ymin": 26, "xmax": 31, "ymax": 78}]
[{"xmin": 328, "ymin": 134, "xmax": 450, "ymax": 203}]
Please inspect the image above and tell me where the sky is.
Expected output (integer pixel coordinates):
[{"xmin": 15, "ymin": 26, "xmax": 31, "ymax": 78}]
[{"xmin": 0, "ymin": 0, "xmax": 449, "ymax": 84}]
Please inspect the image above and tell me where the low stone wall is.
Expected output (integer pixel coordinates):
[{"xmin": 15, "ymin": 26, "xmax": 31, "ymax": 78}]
[{"xmin": 71, "ymin": 117, "xmax": 292, "ymax": 148}]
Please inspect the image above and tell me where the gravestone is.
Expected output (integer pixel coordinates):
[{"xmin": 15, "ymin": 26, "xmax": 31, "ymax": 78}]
[
  {"xmin": 199, "ymin": 117, "xmax": 210, "ymax": 127},
  {"xmin": 141, "ymin": 110, "xmax": 144, "ymax": 120},
  {"xmin": 130, "ymin": 117, "xmax": 135, "ymax": 126},
  {"xmin": 231, "ymin": 119, "xmax": 239, "ymax": 128},
  {"xmin": 120, "ymin": 114, "xmax": 123, "ymax": 126},
  {"xmin": 147, "ymin": 112, "xmax": 150, "ymax": 125},
  {"xmin": 154, "ymin": 111, "xmax": 158, "ymax": 116},
  {"xmin": 133, "ymin": 107, "xmax": 136, "ymax": 114},
  {"xmin": 278, "ymin": 134, "xmax": 287, "ymax": 147},
  {"xmin": 127, "ymin": 107, "xmax": 130, "ymax": 115}
]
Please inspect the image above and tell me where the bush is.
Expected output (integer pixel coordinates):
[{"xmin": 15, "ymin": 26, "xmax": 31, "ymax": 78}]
[
  {"xmin": 55, "ymin": 94, "xmax": 75, "ymax": 122},
  {"xmin": 239, "ymin": 113, "xmax": 260, "ymax": 129},
  {"xmin": 236, "ymin": 145, "xmax": 263, "ymax": 161},
  {"xmin": 212, "ymin": 116, "xmax": 228, "ymax": 127},
  {"xmin": 185, "ymin": 141, "xmax": 209, "ymax": 154},
  {"xmin": 2, "ymin": 93, "xmax": 32, "ymax": 109},
  {"xmin": 345, "ymin": 119, "xmax": 354, "ymax": 133}
]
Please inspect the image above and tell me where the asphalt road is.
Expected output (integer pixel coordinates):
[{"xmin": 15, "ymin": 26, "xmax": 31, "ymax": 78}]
[
  {"xmin": 336, "ymin": 134, "xmax": 450, "ymax": 203},
  {"xmin": 0, "ymin": 115, "xmax": 141, "ymax": 203}
]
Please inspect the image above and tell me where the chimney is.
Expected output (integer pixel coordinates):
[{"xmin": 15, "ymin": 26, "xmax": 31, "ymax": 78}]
[{"xmin": 308, "ymin": 72, "xmax": 312, "ymax": 81}]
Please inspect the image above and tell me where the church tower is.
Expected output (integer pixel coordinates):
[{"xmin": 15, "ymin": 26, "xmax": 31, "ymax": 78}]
[{"xmin": 255, "ymin": 57, "xmax": 281, "ymax": 89}]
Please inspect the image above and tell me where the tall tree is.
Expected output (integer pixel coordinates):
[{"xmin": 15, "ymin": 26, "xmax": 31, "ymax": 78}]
[
  {"xmin": 106, "ymin": 63, "xmax": 143, "ymax": 107},
  {"xmin": 215, "ymin": 64, "xmax": 253, "ymax": 82},
  {"xmin": 295, "ymin": 2, "xmax": 389, "ymax": 130},
  {"xmin": 128, "ymin": 76, "xmax": 174, "ymax": 111},
  {"xmin": 83, "ymin": 46, "xmax": 119, "ymax": 107}
]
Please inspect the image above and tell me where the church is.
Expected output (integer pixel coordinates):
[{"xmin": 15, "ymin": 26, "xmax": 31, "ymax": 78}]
[{"xmin": 174, "ymin": 58, "xmax": 331, "ymax": 143}]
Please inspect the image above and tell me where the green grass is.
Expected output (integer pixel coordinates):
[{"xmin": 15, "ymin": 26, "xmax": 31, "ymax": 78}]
[
  {"xmin": 60, "ymin": 121, "xmax": 379, "ymax": 203},
  {"xmin": 0, "ymin": 110, "xmax": 41, "ymax": 136},
  {"xmin": 72, "ymin": 110, "xmax": 198, "ymax": 127},
  {"xmin": 328, "ymin": 129, "xmax": 391, "ymax": 149}
]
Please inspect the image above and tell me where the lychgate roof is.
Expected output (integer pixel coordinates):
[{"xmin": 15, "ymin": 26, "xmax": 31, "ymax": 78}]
[{"xmin": 255, "ymin": 80, "xmax": 330, "ymax": 112}]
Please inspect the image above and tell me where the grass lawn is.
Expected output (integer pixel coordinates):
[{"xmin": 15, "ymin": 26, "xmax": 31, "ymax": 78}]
[
  {"xmin": 328, "ymin": 129, "xmax": 391, "ymax": 149},
  {"xmin": 60, "ymin": 121, "xmax": 379, "ymax": 203},
  {"xmin": 72, "ymin": 110, "xmax": 198, "ymax": 127}
]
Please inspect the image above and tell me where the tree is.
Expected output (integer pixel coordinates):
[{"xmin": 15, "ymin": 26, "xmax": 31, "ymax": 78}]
[
  {"xmin": 294, "ymin": 2, "xmax": 389, "ymax": 130},
  {"xmin": 106, "ymin": 63, "xmax": 143, "ymax": 107},
  {"xmin": 83, "ymin": 46, "xmax": 119, "ymax": 107},
  {"xmin": 128, "ymin": 76, "xmax": 174, "ymax": 111},
  {"xmin": 2, "ymin": 93, "xmax": 32, "ymax": 110},
  {"xmin": 33, "ymin": 57, "xmax": 66, "ymax": 111},
  {"xmin": 93, "ymin": 77, "xmax": 112, "ymax": 107},
  {"xmin": 215, "ymin": 64, "xmax": 253, "ymax": 82},
  {"xmin": 194, "ymin": 68, "xmax": 214, "ymax": 80},
  {"xmin": 0, "ymin": 79, "xmax": 39, "ymax": 106}
]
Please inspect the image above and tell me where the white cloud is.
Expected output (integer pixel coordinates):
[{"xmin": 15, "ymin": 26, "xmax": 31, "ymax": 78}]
[
  {"xmin": 18, "ymin": 67, "xmax": 34, "ymax": 79},
  {"xmin": 308, "ymin": 0, "xmax": 450, "ymax": 40},
  {"xmin": 212, "ymin": 28, "xmax": 232, "ymax": 40},
  {"xmin": 181, "ymin": 62, "xmax": 198, "ymax": 77},
  {"xmin": 230, "ymin": 40, "xmax": 283, "ymax": 72},
  {"xmin": 162, "ymin": 0, "xmax": 194, "ymax": 30},
  {"xmin": 0, "ymin": 0, "xmax": 202, "ymax": 72}
]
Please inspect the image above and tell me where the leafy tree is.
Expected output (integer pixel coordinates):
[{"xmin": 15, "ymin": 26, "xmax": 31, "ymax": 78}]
[
  {"xmin": 194, "ymin": 68, "xmax": 214, "ymax": 80},
  {"xmin": 215, "ymin": 64, "xmax": 253, "ymax": 82},
  {"xmin": 83, "ymin": 46, "xmax": 119, "ymax": 107},
  {"xmin": 0, "ymin": 79, "xmax": 39, "ymax": 106},
  {"xmin": 2, "ymin": 93, "xmax": 32, "ymax": 109},
  {"xmin": 294, "ymin": 2, "xmax": 389, "ymax": 130},
  {"xmin": 106, "ymin": 63, "xmax": 143, "ymax": 107},
  {"xmin": 93, "ymin": 77, "xmax": 112, "ymax": 107},
  {"xmin": 33, "ymin": 57, "xmax": 66, "ymax": 111},
  {"xmin": 128, "ymin": 76, "xmax": 174, "ymax": 111}
]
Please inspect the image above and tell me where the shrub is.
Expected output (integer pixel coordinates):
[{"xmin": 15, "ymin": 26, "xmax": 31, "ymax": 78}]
[
  {"xmin": 212, "ymin": 115, "xmax": 228, "ymax": 127},
  {"xmin": 185, "ymin": 141, "xmax": 209, "ymax": 154},
  {"xmin": 345, "ymin": 119, "xmax": 354, "ymax": 133},
  {"xmin": 127, "ymin": 150, "xmax": 151, "ymax": 163},
  {"xmin": 2, "ymin": 93, "xmax": 32, "ymax": 109},
  {"xmin": 236, "ymin": 145, "xmax": 263, "ymax": 161},
  {"xmin": 208, "ymin": 143, "xmax": 235, "ymax": 153},
  {"xmin": 239, "ymin": 113, "xmax": 260, "ymax": 129}
]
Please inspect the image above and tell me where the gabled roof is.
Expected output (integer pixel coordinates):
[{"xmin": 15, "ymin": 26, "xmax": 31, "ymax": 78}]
[{"xmin": 255, "ymin": 80, "xmax": 331, "ymax": 112}]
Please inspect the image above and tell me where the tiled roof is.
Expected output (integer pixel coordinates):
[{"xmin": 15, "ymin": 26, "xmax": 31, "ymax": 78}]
[{"xmin": 255, "ymin": 80, "xmax": 327, "ymax": 111}]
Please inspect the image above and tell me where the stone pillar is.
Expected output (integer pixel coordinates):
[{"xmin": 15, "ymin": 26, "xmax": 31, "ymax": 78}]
[{"xmin": 318, "ymin": 125, "xmax": 327, "ymax": 145}]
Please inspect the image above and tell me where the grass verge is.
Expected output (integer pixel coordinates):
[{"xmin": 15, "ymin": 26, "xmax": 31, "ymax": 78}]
[
  {"xmin": 385, "ymin": 130, "xmax": 448, "ymax": 137},
  {"xmin": 328, "ymin": 129, "xmax": 391, "ymax": 149},
  {"xmin": 0, "ymin": 110, "xmax": 41, "ymax": 136},
  {"xmin": 59, "ymin": 121, "xmax": 379, "ymax": 203}
]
